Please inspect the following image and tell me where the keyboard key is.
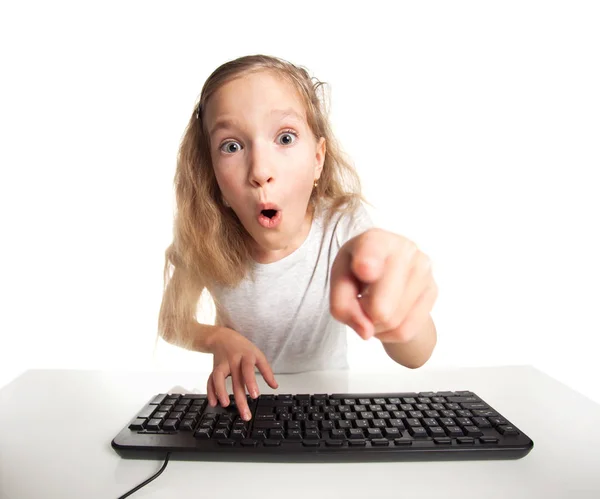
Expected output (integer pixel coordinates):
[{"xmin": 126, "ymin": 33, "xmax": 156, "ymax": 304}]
[
  {"xmin": 325, "ymin": 439, "xmax": 344, "ymax": 447},
  {"xmin": 349, "ymin": 439, "xmax": 366, "ymax": 446},
  {"xmin": 162, "ymin": 419, "xmax": 179, "ymax": 431},
  {"xmin": 254, "ymin": 421, "xmax": 284, "ymax": 430},
  {"xmin": 427, "ymin": 427, "xmax": 446, "ymax": 437},
  {"xmin": 286, "ymin": 429, "xmax": 302, "ymax": 440},
  {"xmin": 473, "ymin": 409, "xmax": 498, "ymax": 417},
  {"xmin": 367, "ymin": 428, "xmax": 383, "ymax": 439},
  {"xmin": 447, "ymin": 396, "xmax": 479, "ymax": 403},
  {"xmin": 446, "ymin": 426, "xmax": 464, "ymax": 437},
  {"xmin": 263, "ymin": 439, "xmax": 281, "ymax": 447},
  {"xmin": 194, "ymin": 428, "xmax": 211, "ymax": 439},
  {"xmin": 349, "ymin": 429, "xmax": 364, "ymax": 439},
  {"xmin": 214, "ymin": 429, "xmax": 229, "ymax": 439},
  {"xmin": 464, "ymin": 426, "xmax": 483, "ymax": 437},
  {"xmin": 456, "ymin": 410, "xmax": 473, "ymax": 418},
  {"xmin": 457, "ymin": 437, "xmax": 474, "ymax": 445},
  {"xmin": 480, "ymin": 436, "xmax": 499, "ymax": 444},
  {"xmin": 497, "ymin": 425, "xmax": 520, "ymax": 436},
  {"xmin": 371, "ymin": 439, "xmax": 390, "ymax": 447},
  {"xmin": 461, "ymin": 402, "xmax": 488, "ymax": 410},
  {"xmin": 388, "ymin": 419, "xmax": 405, "ymax": 429},
  {"xmin": 439, "ymin": 417, "xmax": 455, "ymax": 427},
  {"xmin": 180, "ymin": 420, "xmax": 196, "ymax": 431},
  {"xmin": 331, "ymin": 429, "xmax": 346, "ymax": 440},
  {"xmin": 128, "ymin": 418, "xmax": 146, "ymax": 430},
  {"xmin": 302, "ymin": 440, "xmax": 320, "ymax": 447},
  {"xmin": 434, "ymin": 437, "xmax": 452, "ymax": 445},
  {"xmin": 251, "ymin": 430, "xmax": 267, "ymax": 440},
  {"xmin": 394, "ymin": 439, "xmax": 413, "ymax": 446},
  {"xmin": 230, "ymin": 429, "xmax": 245, "ymax": 440},
  {"xmin": 409, "ymin": 427, "xmax": 428, "ymax": 438},
  {"xmin": 372, "ymin": 419, "xmax": 386, "ymax": 428},
  {"xmin": 383, "ymin": 427, "xmax": 401, "ymax": 438},
  {"xmin": 241, "ymin": 439, "xmax": 258, "ymax": 447},
  {"xmin": 472, "ymin": 417, "xmax": 492, "ymax": 428},
  {"xmin": 150, "ymin": 394, "xmax": 167, "ymax": 405},
  {"xmin": 305, "ymin": 429, "xmax": 320, "ymax": 440},
  {"xmin": 488, "ymin": 417, "xmax": 508, "ymax": 426},
  {"xmin": 146, "ymin": 419, "xmax": 162, "ymax": 430},
  {"xmin": 218, "ymin": 439, "xmax": 235, "ymax": 446}
]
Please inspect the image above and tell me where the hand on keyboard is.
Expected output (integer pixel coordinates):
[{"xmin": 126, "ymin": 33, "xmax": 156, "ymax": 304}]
[{"xmin": 207, "ymin": 327, "xmax": 278, "ymax": 421}]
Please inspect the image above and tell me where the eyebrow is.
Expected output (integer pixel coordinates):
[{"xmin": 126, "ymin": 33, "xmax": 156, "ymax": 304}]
[{"xmin": 209, "ymin": 108, "xmax": 305, "ymax": 137}]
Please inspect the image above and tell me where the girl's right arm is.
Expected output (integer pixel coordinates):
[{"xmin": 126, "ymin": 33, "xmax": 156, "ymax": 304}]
[
  {"xmin": 201, "ymin": 324, "xmax": 278, "ymax": 421},
  {"xmin": 158, "ymin": 264, "xmax": 277, "ymax": 420},
  {"xmin": 165, "ymin": 321, "xmax": 278, "ymax": 421}
]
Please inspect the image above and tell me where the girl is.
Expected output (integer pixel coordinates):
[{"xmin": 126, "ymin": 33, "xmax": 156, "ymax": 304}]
[{"xmin": 158, "ymin": 54, "xmax": 438, "ymax": 421}]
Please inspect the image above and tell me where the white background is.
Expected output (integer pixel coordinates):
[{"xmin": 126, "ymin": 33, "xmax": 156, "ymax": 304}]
[{"xmin": 1, "ymin": 1, "xmax": 598, "ymax": 403}]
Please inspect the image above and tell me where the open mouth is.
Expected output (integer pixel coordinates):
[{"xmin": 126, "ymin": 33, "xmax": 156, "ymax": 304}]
[
  {"xmin": 257, "ymin": 208, "xmax": 282, "ymax": 229},
  {"xmin": 261, "ymin": 209, "xmax": 278, "ymax": 219}
]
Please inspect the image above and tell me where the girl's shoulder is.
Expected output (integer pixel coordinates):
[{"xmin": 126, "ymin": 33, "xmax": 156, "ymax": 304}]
[{"xmin": 317, "ymin": 197, "xmax": 375, "ymax": 247}]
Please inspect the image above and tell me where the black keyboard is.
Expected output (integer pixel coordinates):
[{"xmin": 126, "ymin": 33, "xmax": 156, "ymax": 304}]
[{"xmin": 111, "ymin": 390, "xmax": 534, "ymax": 462}]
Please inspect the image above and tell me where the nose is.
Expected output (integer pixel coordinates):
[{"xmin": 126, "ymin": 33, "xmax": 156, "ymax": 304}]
[{"xmin": 247, "ymin": 141, "xmax": 275, "ymax": 188}]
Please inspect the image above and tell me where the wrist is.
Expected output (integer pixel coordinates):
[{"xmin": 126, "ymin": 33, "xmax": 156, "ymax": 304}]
[{"xmin": 202, "ymin": 325, "xmax": 234, "ymax": 354}]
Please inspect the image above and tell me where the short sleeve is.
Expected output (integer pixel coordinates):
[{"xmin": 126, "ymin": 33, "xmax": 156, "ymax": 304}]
[{"xmin": 334, "ymin": 201, "xmax": 375, "ymax": 249}]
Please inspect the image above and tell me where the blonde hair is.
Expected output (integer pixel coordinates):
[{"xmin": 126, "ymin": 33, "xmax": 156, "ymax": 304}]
[{"xmin": 158, "ymin": 54, "xmax": 367, "ymax": 348}]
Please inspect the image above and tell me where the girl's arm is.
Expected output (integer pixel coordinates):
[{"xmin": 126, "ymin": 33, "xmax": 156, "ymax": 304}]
[{"xmin": 381, "ymin": 314, "xmax": 437, "ymax": 368}]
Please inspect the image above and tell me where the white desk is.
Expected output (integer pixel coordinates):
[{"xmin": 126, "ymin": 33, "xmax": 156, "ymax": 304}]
[{"xmin": 1, "ymin": 366, "xmax": 599, "ymax": 498}]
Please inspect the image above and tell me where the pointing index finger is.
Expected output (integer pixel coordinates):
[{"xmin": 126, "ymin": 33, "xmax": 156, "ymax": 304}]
[{"xmin": 348, "ymin": 229, "xmax": 392, "ymax": 283}]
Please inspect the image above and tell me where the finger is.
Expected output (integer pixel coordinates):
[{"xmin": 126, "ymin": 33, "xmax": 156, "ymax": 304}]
[
  {"xmin": 359, "ymin": 242, "xmax": 422, "ymax": 334},
  {"xmin": 241, "ymin": 357, "xmax": 260, "ymax": 399},
  {"xmin": 348, "ymin": 229, "xmax": 394, "ymax": 284},
  {"xmin": 330, "ymin": 247, "xmax": 374, "ymax": 339},
  {"xmin": 371, "ymin": 251, "xmax": 432, "ymax": 335},
  {"xmin": 207, "ymin": 373, "xmax": 217, "ymax": 407},
  {"xmin": 376, "ymin": 285, "xmax": 438, "ymax": 343},
  {"xmin": 212, "ymin": 366, "xmax": 231, "ymax": 407},
  {"xmin": 230, "ymin": 360, "xmax": 252, "ymax": 421},
  {"xmin": 256, "ymin": 355, "xmax": 278, "ymax": 389}
]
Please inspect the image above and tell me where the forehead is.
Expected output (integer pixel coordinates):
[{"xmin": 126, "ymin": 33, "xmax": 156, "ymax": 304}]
[{"xmin": 205, "ymin": 71, "xmax": 307, "ymax": 136}]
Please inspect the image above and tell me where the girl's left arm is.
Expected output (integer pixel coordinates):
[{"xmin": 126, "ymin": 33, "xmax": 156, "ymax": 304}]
[{"xmin": 330, "ymin": 228, "xmax": 439, "ymax": 368}]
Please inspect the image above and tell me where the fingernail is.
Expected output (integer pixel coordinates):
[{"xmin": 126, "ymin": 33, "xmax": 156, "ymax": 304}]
[
  {"xmin": 251, "ymin": 389, "xmax": 258, "ymax": 398},
  {"xmin": 244, "ymin": 410, "xmax": 252, "ymax": 420}
]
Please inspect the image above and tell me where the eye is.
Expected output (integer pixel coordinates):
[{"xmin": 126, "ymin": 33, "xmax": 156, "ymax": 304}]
[
  {"xmin": 220, "ymin": 141, "xmax": 242, "ymax": 154},
  {"xmin": 277, "ymin": 130, "xmax": 298, "ymax": 146}
]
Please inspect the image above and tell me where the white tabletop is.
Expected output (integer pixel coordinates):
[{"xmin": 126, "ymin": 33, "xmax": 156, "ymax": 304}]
[{"xmin": 1, "ymin": 365, "xmax": 599, "ymax": 498}]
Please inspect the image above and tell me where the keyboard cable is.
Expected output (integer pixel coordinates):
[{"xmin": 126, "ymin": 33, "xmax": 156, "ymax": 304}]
[{"xmin": 117, "ymin": 452, "xmax": 171, "ymax": 498}]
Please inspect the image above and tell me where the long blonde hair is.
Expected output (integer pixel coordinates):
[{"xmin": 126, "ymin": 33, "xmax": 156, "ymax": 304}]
[{"xmin": 158, "ymin": 54, "xmax": 367, "ymax": 348}]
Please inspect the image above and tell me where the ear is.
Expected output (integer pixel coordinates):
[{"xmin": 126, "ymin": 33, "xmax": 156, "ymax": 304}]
[{"xmin": 314, "ymin": 137, "xmax": 326, "ymax": 180}]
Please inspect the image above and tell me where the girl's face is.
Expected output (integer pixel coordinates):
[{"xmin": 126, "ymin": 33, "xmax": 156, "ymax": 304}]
[{"xmin": 205, "ymin": 71, "xmax": 326, "ymax": 264}]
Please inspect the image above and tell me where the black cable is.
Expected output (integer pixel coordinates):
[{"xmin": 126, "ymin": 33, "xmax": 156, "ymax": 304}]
[{"xmin": 117, "ymin": 453, "xmax": 171, "ymax": 499}]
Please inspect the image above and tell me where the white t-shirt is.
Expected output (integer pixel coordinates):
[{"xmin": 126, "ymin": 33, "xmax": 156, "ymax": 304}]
[{"xmin": 209, "ymin": 201, "xmax": 374, "ymax": 374}]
